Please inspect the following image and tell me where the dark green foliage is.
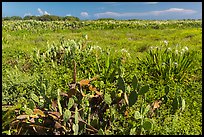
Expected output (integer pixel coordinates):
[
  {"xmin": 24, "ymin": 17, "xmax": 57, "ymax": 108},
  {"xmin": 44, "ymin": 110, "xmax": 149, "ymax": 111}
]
[
  {"xmin": 63, "ymin": 16, "xmax": 80, "ymax": 21},
  {"xmin": 117, "ymin": 76, "xmax": 126, "ymax": 92},
  {"xmin": 96, "ymin": 18, "xmax": 116, "ymax": 21},
  {"xmin": 138, "ymin": 85, "xmax": 149, "ymax": 95}
]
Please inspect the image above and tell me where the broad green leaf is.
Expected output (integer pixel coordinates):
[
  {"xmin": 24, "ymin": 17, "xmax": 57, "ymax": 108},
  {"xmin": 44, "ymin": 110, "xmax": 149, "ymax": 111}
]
[
  {"xmin": 132, "ymin": 75, "xmax": 138, "ymax": 91},
  {"xmin": 91, "ymin": 118, "xmax": 98, "ymax": 127},
  {"xmin": 127, "ymin": 85, "xmax": 131, "ymax": 93},
  {"xmin": 38, "ymin": 102, "xmax": 44, "ymax": 108},
  {"xmin": 63, "ymin": 109, "xmax": 71, "ymax": 122},
  {"xmin": 42, "ymin": 83, "xmax": 46, "ymax": 92},
  {"xmin": 28, "ymin": 100, "xmax": 35, "ymax": 110},
  {"xmin": 24, "ymin": 108, "xmax": 33, "ymax": 115},
  {"xmin": 128, "ymin": 91, "xmax": 137, "ymax": 107},
  {"xmin": 98, "ymin": 128, "xmax": 104, "ymax": 135},
  {"xmin": 31, "ymin": 93, "xmax": 39, "ymax": 103},
  {"xmin": 138, "ymin": 85, "xmax": 149, "ymax": 95},
  {"xmin": 104, "ymin": 93, "xmax": 112, "ymax": 105},
  {"xmin": 142, "ymin": 119, "xmax": 153, "ymax": 131},
  {"xmin": 19, "ymin": 97, "xmax": 27, "ymax": 103},
  {"xmin": 134, "ymin": 111, "xmax": 142, "ymax": 119},
  {"xmin": 117, "ymin": 76, "xmax": 125, "ymax": 92},
  {"xmin": 68, "ymin": 98, "xmax": 74, "ymax": 110}
]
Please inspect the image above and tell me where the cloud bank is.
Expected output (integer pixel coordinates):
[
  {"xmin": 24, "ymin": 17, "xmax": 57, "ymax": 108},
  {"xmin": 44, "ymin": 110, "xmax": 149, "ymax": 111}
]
[
  {"xmin": 24, "ymin": 13, "xmax": 32, "ymax": 17},
  {"xmin": 66, "ymin": 14, "xmax": 72, "ymax": 16},
  {"xmin": 94, "ymin": 8, "xmax": 197, "ymax": 18},
  {"xmin": 80, "ymin": 12, "xmax": 89, "ymax": 17},
  {"xmin": 145, "ymin": 2, "xmax": 159, "ymax": 5},
  {"xmin": 152, "ymin": 8, "xmax": 196, "ymax": 15},
  {"xmin": 37, "ymin": 8, "xmax": 50, "ymax": 15}
]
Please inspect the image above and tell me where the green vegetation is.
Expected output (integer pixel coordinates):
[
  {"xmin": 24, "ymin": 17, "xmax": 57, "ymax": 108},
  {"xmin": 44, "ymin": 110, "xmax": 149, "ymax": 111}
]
[
  {"xmin": 2, "ymin": 19, "xmax": 202, "ymax": 135},
  {"xmin": 2, "ymin": 15, "xmax": 80, "ymax": 21}
]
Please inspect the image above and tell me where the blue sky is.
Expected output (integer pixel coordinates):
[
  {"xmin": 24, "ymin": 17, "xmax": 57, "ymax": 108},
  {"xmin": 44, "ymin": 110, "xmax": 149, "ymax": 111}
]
[{"xmin": 2, "ymin": 2, "xmax": 202, "ymax": 20}]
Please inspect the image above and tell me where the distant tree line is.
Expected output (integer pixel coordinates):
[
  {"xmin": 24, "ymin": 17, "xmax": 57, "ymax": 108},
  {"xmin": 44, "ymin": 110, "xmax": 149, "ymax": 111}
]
[
  {"xmin": 2, "ymin": 15, "xmax": 118, "ymax": 21},
  {"xmin": 95, "ymin": 18, "xmax": 116, "ymax": 21},
  {"xmin": 2, "ymin": 15, "xmax": 81, "ymax": 21}
]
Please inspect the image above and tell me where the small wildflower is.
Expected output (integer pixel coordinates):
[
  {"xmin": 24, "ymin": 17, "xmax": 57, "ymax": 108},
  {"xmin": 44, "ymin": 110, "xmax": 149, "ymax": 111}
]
[
  {"xmin": 184, "ymin": 46, "xmax": 189, "ymax": 51},
  {"xmin": 60, "ymin": 46, "xmax": 64, "ymax": 51},
  {"xmin": 182, "ymin": 48, "xmax": 185, "ymax": 52},
  {"xmin": 175, "ymin": 50, "xmax": 178, "ymax": 54},
  {"xmin": 174, "ymin": 62, "xmax": 178, "ymax": 67},
  {"xmin": 96, "ymin": 46, "xmax": 102, "ymax": 51},
  {"xmin": 164, "ymin": 40, "xmax": 168, "ymax": 45},
  {"xmin": 91, "ymin": 46, "xmax": 101, "ymax": 52},
  {"xmin": 42, "ymin": 53, "xmax": 46, "ymax": 58},
  {"xmin": 121, "ymin": 49, "xmax": 128, "ymax": 53},
  {"xmin": 127, "ymin": 52, "xmax": 130, "ymax": 57},
  {"xmin": 167, "ymin": 47, "xmax": 172, "ymax": 52},
  {"xmin": 121, "ymin": 49, "xmax": 130, "ymax": 57},
  {"xmin": 90, "ymin": 46, "xmax": 93, "ymax": 51}
]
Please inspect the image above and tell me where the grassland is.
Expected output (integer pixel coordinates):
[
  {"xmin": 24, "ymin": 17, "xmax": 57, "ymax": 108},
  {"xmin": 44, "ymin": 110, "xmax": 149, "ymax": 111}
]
[{"xmin": 2, "ymin": 20, "xmax": 202, "ymax": 135}]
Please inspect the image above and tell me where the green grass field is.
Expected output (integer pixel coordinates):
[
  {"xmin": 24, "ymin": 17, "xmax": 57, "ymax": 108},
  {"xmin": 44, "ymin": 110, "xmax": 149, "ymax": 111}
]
[{"xmin": 2, "ymin": 20, "xmax": 202, "ymax": 135}]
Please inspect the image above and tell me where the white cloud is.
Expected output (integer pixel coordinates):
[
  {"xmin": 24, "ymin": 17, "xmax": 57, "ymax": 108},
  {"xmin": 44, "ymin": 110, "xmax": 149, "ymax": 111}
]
[
  {"xmin": 94, "ymin": 11, "xmax": 149, "ymax": 18},
  {"xmin": 151, "ymin": 8, "xmax": 197, "ymax": 15},
  {"xmin": 95, "ymin": 12, "xmax": 122, "ymax": 18},
  {"xmin": 37, "ymin": 8, "xmax": 50, "ymax": 15},
  {"xmin": 44, "ymin": 11, "xmax": 50, "ymax": 15},
  {"xmin": 24, "ymin": 13, "xmax": 32, "ymax": 17},
  {"xmin": 94, "ymin": 8, "xmax": 197, "ymax": 18},
  {"xmin": 37, "ymin": 8, "xmax": 44, "ymax": 15},
  {"xmin": 66, "ymin": 14, "xmax": 72, "ymax": 16},
  {"xmin": 80, "ymin": 12, "xmax": 89, "ymax": 17},
  {"xmin": 145, "ymin": 2, "xmax": 158, "ymax": 4}
]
